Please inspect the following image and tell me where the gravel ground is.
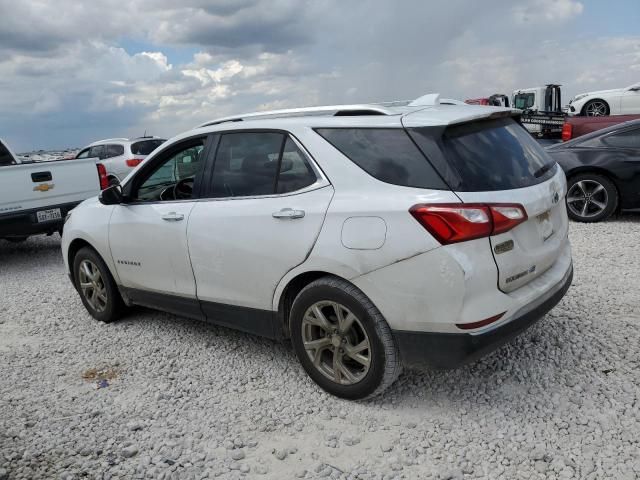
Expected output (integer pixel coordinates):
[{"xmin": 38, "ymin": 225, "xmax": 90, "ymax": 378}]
[{"xmin": 1, "ymin": 215, "xmax": 639, "ymax": 480}]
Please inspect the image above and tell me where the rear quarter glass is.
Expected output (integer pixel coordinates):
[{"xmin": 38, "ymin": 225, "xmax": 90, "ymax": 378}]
[
  {"xmin": 315, "ymin": 128, "xmax": 447, "ymax": 190},
  {"xmin": 409, "ymin": 118, "xmax": 558, "ymax": 192}
]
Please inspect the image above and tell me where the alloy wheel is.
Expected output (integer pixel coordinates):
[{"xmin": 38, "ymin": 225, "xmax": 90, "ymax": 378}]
[
  {"xmin": 78, "ymin": 259, "xmax": 108, "ymax": 313},
  {"xmin": 566, "ymin": 180, "xmax": 608, "ymax": 219},
  {"xmin": 584, "ymin": 101, "xmax": 608, "ymax": 116},
  {"xmin": 301, "ymin": 301, "xmax": 371, "ymax": 385}
]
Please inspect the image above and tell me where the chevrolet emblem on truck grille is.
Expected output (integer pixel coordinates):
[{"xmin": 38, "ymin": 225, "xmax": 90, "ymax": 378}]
[{"xmin": 33, "ymin": 183, "xmax": 54, "ymax": 192}]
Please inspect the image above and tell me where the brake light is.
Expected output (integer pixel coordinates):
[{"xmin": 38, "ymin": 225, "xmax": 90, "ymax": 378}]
[
  {"xmin": 490, "ymin": 204, "xmax": 529, "ymax": 235},
  {"xmin": 561, "ymin": 122, "xmax": 572, "ymax": 141},
  {"xmin": 96, "ymin": 163, "xmax": 109, "ymax": 190},
  {"xmin": 409, "ymin": 203, "xmax": 527, "ymax": 245},
  {"xmin": 126, "ymin": 158, "xmax": 143, "ymax": 167}
]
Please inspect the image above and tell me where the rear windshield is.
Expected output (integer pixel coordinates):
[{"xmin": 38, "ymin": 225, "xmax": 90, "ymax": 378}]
[
  {"xmin": 315, "ymin": 128, "xmax": 446, "ymax": 189},
  {"xmin": 412, "ymin": 118, "xmax": 557, "ymax": 191},
  {"xmin": 131, "ymin": 139, "xmax": 165, "ymax": 156},
  {"xmin": 0, "ymin": 141, "xmax": 16, "ymax": 166}
]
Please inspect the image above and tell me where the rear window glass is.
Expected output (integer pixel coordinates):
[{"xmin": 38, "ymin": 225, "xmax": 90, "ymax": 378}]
[
  {"xmin": 413, "ymin": 118, "xmax": 557, "ymax": 191},
  {"xmin": 131, "ymin": 139, "xmax": 165, "ymax": 155},
  {"xmin": 315, "ymin": 128, "xmax": 446, "ymax": 189}
]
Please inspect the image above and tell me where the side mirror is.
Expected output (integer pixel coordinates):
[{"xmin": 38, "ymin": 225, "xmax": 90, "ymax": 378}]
[{"xmin": 99, "ymin": 185, "xmax": 123, "ymax": 205}]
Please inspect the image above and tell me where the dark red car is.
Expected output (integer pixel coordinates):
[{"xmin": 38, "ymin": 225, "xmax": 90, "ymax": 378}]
[{"xmin": 562, "ymin": 114, "xmax": 640, "ymax": 141}]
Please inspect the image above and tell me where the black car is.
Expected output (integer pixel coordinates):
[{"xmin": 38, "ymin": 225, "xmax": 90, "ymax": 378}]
[{"xmin": 547, "ymin": 119, "xmax": 640, "ymax": 222}]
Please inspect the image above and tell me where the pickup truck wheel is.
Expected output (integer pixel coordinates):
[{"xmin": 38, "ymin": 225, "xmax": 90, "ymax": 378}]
[
  {"xmin": 73, "ymin": 247, "xmax": 125, "ymax": 322},
  {"xmin": 566, "ymin": 174, "xmax": 618, "ymax": 222},
  {"xmin": 108, "ymin": 177, "xmax": 120, "ymax": 187},
  {"xmin": 583, "ymin": 99, "xmax": 609, "ymax": 116},
  {"xmin": 290, "ymin": 276, "xmax": 402, "ymax": 400}
]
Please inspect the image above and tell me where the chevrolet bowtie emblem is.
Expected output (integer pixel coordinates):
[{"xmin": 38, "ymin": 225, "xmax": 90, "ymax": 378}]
[{"xmin": 33, "ymin": 183, "xmax": 54, "ymax": 192}]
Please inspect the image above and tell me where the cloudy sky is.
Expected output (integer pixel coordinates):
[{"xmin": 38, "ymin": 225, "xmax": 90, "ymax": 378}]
[{"xmin": 0, "ymin": 0, "xmax": 638, "ymax": 151}]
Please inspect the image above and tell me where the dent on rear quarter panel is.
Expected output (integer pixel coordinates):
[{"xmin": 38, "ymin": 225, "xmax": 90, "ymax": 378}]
[{"xmin": 350, "ymin": 247, "xmax": 466, "ymax": 333}]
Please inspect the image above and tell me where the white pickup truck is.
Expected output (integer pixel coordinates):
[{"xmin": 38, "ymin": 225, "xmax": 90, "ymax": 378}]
[{"xmin": 0, "ymin": 138, "xmax": 103, "ymax": 242}]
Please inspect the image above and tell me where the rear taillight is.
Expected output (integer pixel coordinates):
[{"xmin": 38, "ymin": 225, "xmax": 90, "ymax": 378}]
[
  {"xmin": 561, "ymin": 123, "xmax": 572, "ymax": 141},
  {"xmin": 96, "ymin": 163, "xmax": 108, "ymax": 190},
  {"xmin": 126, "ymin": 158, "xmax": 143, "ymax": 167},
  {"xmin": 409, "ymin": 203, "xmax": 527, "ymax": 245}
]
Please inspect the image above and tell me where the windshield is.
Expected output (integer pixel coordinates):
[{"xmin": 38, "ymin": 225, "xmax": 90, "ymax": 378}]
[
  {"xmin": 0, "ymin": 141, "xmax": 16, "ymax": 166},
  {"xmin": 131, "ymin": 139, "xmax": 166, "ymax": 156}
]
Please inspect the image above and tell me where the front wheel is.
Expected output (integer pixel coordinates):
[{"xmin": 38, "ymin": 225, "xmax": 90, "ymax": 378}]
[
  {"xmin": 73, "ymin": 247, "xmax": 125, "ymax": 322},
  {"xmin": 566, "ymin": 174, "xmax": 618, "ymax": 222},
  {"xmin": 582, "ymin": 99, "xmax": 609, "ymax": 116},
  {"xmin": 290, "ymin": 277, "xmax": 402, "ymax": 400}
]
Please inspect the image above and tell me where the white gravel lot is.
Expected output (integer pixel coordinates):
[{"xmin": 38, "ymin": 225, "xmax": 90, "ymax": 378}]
[{"xmin": 1, "ymin": 215, "xmax": 639, "ymax": 480}]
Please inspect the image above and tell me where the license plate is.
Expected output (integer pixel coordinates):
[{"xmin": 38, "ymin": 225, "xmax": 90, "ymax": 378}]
[
  {"xmin": 36, "ymin": 208, "xmax": 62, "ymax": 223},
  {"xmin": 537, "ymin": 210, "xmax": 554, "ymax": 241}
]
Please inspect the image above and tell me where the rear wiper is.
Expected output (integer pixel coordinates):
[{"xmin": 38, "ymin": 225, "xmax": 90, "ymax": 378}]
[{"xmin": 534, "ymin": 161, "xmax": 555, "ymax": 178}]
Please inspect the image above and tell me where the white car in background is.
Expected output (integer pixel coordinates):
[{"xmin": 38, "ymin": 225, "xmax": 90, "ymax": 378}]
[
  {"xmin": 76, "ymin": 137, "xmax": 165, "ymax": 187},
  {"xmin": 62, "ymin": 96, "xmax": 573, "ymax": 399},
  {"xmin": 567, "ymin": 82, "xmax": 640, "ymax": 116}
]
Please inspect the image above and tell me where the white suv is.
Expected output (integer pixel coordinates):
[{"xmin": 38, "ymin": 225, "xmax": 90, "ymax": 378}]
[
  {"xmin": 62, "ymin": 95, "xmax": 573, "ymax": 399},
  {"xmin": 75, "ymin": 137, "xmax": 165, "ymax": 187}
]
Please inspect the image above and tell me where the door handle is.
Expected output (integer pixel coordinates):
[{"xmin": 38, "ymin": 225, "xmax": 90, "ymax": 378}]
[
  {"xmin": 272, "ymin": 208, "xmax": 305, "ymax": 219},
  {"xmin": 161, "ymin": 212, "xmax": 184, "ymax": 222}
]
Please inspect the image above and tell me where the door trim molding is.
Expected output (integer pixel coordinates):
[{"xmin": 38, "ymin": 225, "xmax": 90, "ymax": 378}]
[{"xmin": 120, "ymin": 287, "xmax": 280, "ymax": 339}]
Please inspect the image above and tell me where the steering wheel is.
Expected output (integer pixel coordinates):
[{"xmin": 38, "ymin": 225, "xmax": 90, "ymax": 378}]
[{"xmin": 173, "ymin": 178, "xmax": 194, "ymax": 200}]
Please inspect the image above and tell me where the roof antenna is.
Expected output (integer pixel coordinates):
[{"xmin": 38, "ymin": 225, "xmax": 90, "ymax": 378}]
[{"xmin": 143, "ymin": 129, "xmax": 147, "ymax": 138}]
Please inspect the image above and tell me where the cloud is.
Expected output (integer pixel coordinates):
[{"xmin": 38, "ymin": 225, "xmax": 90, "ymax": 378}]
[
  {"xmin": 0, "ymin": 0, "xmax": 636, "ymax": 151},
  {"xmin": 512, "ymin": 0, "xmax": 584, "ymax": 24}
]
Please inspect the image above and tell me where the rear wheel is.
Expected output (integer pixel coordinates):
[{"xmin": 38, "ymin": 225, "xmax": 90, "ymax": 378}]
[
  {"xmin": 582, "ymin": 99, "xmax": 609, "ymax": 116},
  {"xmin": 566, "ymin": 173, "xmax": 618, "ymax": 222},
  {"xmin": 108, "ymin": 177, "xmax": 120, "ymax": 187},
  {"xmin": 73, "ymin": 247, "xmax": 125, "ymax": 322},
  {"xmin": 290, "ymin": 276, "xmax": 402, "ymax": 400}
]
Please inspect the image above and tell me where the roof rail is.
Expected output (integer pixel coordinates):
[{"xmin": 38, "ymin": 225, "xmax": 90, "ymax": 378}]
[
  {"xmin": 94, "ymin": 138, "xmax": 130, "ymax": 143},
  {"xmin": 197, "ymin": 104, "xmax": 397, "ymax": 128},
  {"xmin": 196, "ymin": 93, "xmax": 446, "ymax": 128}
]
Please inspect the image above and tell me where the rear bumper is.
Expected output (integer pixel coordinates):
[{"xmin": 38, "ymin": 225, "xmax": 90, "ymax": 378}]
[
  {"xmin": 0, "ymin": 201, "xmax": 80, "ymax": 238},
  {"xmin": 392, "ymin": 263, "xmax": 573, "ymax": 370}
]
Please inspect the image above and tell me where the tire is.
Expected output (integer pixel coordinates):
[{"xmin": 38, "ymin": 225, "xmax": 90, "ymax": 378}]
[
  {"xmin": 566, "ymin": 173, "xmax": 618, "ymax": 222},
  {"xmin": 73, "ymin": 246, "xmax": 125, "ymax": 322},
  {"xmin": 290, "ymin": 276, "xmax": 402, "ymax": 400},
  {"xmin": 582, "ymin": 99, "xmax": 610, "ymax": 117},
  {"xmin": 108, "ymin": 177, "xmax": 120, "ymax": 187}
]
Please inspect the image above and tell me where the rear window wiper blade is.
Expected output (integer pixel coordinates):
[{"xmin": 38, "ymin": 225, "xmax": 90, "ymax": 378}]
[{"xmin": 533, "ymin": 161, "xmax": 555, "ymax": 178}]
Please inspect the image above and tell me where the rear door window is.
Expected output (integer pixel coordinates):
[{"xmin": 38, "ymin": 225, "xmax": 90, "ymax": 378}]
[
  {"xmin": 277, "ymin": 138, "xmax": 317, "ymax": 193},
  {"xmin": 411, "ymin": 118, "xmax": 557, "ymax": 192},
  {"xmin": 315, "ymin": 128, "xmax": 446, "ymax": 189}
]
